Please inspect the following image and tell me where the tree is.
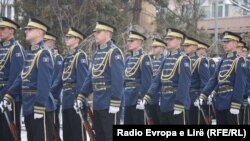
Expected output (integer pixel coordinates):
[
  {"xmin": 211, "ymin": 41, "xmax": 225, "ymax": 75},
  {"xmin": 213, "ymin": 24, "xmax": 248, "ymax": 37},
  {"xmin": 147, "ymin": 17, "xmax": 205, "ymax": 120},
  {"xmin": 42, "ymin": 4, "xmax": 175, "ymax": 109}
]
[
  {"xmin": 12, "ymin": 0, "xmax": 214, "ymax": 56},
  {"xmin": 155, "ymin": 0, "xmax": 211, "ymax": 44}
]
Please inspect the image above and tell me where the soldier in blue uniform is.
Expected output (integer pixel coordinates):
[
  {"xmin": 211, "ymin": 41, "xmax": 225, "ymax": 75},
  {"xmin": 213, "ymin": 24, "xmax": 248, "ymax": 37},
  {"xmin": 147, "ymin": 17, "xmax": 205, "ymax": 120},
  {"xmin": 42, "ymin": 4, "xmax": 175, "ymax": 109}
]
[
  {"xmin": 183, "ymin": 37, "xmax": 210, "ymax": 125},
  {"xmin": 236, "ymin": 41, "xmax": 249, "ymax": 124},
  {"xmin": 76, "ymin": 21, "xmax": 124, "ymax": 141},
  {"xmin": 51, "ymin": 27, "xmax": 88, "ymax": 141},
  {"xmin": 44, "ymin": 32, "xmax": 63, "ymax": 133},
  {"xmin": 0, "ymin": 17, "xmax": 24, "ymax": 141},
  {"xmin": 3, "ymin": 17, "xmax": 54, "ymax": 140},
  {"xmin": 124, "ymin": 31, "xmax": 152, "ymax": 125},
  {"xmin": 147, "ymin": 38, "xmax": 166, "ymax": 124},
  {"xmin": 199, "ymin": 31, "xmax": 246, "ymax": 125},
  {"xmin": 144, "ymin": 28, "xmax": 191, "ymax": 125}
]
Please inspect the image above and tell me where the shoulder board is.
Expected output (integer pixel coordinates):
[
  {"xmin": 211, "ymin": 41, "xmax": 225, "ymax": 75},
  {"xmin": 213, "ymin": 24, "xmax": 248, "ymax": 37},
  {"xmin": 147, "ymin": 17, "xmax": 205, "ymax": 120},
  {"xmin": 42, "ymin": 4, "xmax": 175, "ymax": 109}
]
[
  {"xmin": 36, "ymin": 49, "xmax": 52, "ymax": 67},
  {"xmin": 75, "ymin": 50, "xmax": 88, "ymax": 67},
  {"xmin": 139, "ymin": 54, "xmax": 152, "ymax": 69},
  {"xmin": 14, "ymin": 41, "xmax": 25, "ymax": 60}
]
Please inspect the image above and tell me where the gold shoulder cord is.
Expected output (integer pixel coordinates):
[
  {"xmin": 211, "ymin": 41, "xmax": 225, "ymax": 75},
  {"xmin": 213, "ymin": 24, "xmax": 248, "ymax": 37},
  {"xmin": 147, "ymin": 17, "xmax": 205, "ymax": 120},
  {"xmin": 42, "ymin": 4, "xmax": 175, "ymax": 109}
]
[
  {"xmin": 108, "ymin": 47, "xmax": 124, "ymax": 66},
  {"xmin": 161, "ymin": 55, "xmax": 184, "ymax": 81},
  {"xmin": 218, "ymin": 57, "xmax": 240, "ymax": 82},
  {"xmin": 21, "ymin": 50, "xmax": 44, "ymax": 79},
  {"xmin": 191, "ymin": 58, "xmax": 202, "ymax": 74},
  {"xmin": 125, "ymin": 55, "xmax": 145, "ymax": 77},
  {"xmin": 75, "ymin": 50, "xmax": 88, "ymax": 68},
  {"xmin": 0, "ymin": 45, "xmax": 15, "ymax": 71},
  {"xmin": 62, "ymin": 52, "xmax": 82, "ymax": 81},
  {"xmin": 92, "ymin": 48, "xmax": 115, "ymax": 78}
]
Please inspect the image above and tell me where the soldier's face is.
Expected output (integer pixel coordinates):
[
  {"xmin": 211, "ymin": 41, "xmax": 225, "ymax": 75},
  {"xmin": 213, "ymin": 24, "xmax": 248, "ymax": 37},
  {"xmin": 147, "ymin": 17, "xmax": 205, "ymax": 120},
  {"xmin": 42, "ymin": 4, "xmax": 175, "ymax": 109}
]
[
  {"xmin": 45, "ymin": 40, "xmax": 55, "ymax": 49},
  {"xmin": 236, "ymin": 46, "xmax": 243, "ymax": 56},
  {"xmin": 0, "ymin": 27, "xmax": 13, "ymax": 41},
  {"xmin": 241, "ymin": 51, "xmax": 248, "ymax": 57},
  {"xmin": 151, "ymin": 46, "xmax": 164, "ymax": 56},
  {"xmin": 166, "ymin": 38, "xmax": 181, "ymax": 50},
  {"xmin": 197, "ymin": 48, "xmax": 207, "ymax": 57},
  {"xmin": 25, "ymin": 28, "xmax": 41, "ymax": 42},
  {"xmin": 65, "ymin": 36, "xmax": 78, "ymax": 48},
  {"xmin": 184, "ymin": 45, "xmax": 197, "ymax": 54},
  {"xmin": 223, "ymin": 40, "xmax": 237, "ymax": 53},
  {"xmin": 127, "ymin": 39, "xmax": 142, "ymax": 51},
  {"xmin": 94, "ymin": 30, "xmax": 110, "ymax": 44}
]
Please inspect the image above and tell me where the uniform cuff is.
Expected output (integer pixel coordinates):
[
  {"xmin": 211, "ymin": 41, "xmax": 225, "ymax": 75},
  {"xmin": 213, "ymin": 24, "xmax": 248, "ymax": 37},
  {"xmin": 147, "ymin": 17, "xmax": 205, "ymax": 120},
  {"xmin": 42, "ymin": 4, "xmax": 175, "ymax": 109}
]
[
  {"xmin": 143, "ymin": 94, "xmax": 151, "ymax": 103},
  {"xmin": 231, "ymin": 102, "xmax": 241, "ymax": 109},
  {"xmin": 174, "ymin": 103, "xmax": 184, "ymax": 111},
  {"xmin": 3, "ymin": 94, "xmax": 14, "ymax": 103},
  {"xmin": 199, "ymin": 93, "xmax": 208, "ymax": 100},
  {"xmin": 77, "ymin": 94, "xmax": 86, "ymax": 102},
  {"xmin": 34, "ymin": 103, "xmax": 45, "ymax": 114},
  {"xmin": 110, "ymin": 100, "xmax": 121, "ymax": 107}
]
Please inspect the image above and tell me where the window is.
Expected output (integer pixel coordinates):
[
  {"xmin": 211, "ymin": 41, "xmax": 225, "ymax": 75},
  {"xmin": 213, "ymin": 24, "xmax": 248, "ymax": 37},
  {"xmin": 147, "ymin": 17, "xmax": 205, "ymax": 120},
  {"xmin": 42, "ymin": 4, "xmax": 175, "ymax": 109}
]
[
  {"xmin": 211, "ymin": 0, "xmax": 229, "ymax": 18},
  {"xmin": 203, "ymin": 6, "xmax": 211, "ymax": 18},
  {"xmin": 0, "ymin": 0, "xmax": 14, "ymax": 19},
  {"xmin": 181, "ymin": 4, "xmax": 193, "ymax": 17},
  {"xmin": 7, "ymin": 5, "xmax": 12, "ymax": 18},
  {"xmin": 243, "ymin": 0, "xmax": 250, "ymax": 15}
]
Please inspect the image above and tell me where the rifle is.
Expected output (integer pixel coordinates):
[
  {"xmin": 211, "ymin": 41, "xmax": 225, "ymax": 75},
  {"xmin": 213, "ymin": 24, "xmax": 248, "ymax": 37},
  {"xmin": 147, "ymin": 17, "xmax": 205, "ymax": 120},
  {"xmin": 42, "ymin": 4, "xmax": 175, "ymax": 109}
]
[
  {"xmin": 3, "ymin": 108, "xmax": 20, "ymax": 141},
  {"xmin": 52, "ymin": 122, "xmax": 61, "ymax": 141},
  {"xmin": 88, "ymin": 106, "xmax": 94, "ymax": 127},
  {"xmin": 197, "ymin": 104, "xmax": 211, "ymax": 125},
  {"xmin": 78, "ymin": 106, "xmax": 96, "ymax": 141},
  {"xmin": 144, "ymin": 105, "xmax": 155, "ymax": 125}
]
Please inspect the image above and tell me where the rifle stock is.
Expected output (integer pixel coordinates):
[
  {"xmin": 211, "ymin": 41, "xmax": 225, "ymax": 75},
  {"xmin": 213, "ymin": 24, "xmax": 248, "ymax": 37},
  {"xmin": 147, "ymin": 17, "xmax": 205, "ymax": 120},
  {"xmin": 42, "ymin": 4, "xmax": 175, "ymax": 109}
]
[
  {"xmin": 144, "ymin": 105, "xmax": 155, "ymax": 125},
  {"xmin": 3, "ymin": 109, "xmax": 19, "ymax": 141},
  {"xmin": 52, "ymin": 123, "xmax": 62, "ymax": 141},
  {"xmin": 83, "ymin": 120, "xmax": 96, "ymax": 141},
  {"xmin": 79, "ymin": 108, "xmax": 96, "ymax": 141},
  {"xmin": 88, "ymin": 106, "xmax": 94, "ymax": 126},
  {"xmin": 198, "ymin": 105, "xmax": 211, "ymax": 125}
]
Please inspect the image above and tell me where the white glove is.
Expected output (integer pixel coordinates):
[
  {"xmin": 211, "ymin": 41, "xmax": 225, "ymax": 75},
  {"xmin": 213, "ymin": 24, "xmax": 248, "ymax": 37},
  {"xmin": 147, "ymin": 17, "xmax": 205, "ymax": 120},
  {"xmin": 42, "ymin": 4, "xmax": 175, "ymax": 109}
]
[
  {"xmin": 0, "ymin": 101, "xmax": 4, "ymax": 113},
  {"xmin": 34, "ymin": 113, "xmax": 44, "ymax": 119},
  {"xmin": 109, "ymin": 106, "xmax": 119, "ymax": 114},
  {"xmin": 207, "ymin": 94, "xmax": 213, "ymax": 105},
  {"xmin": 173, "ymin": 110, "xmax": 182, "ymax": 115},
  {"xmin": 194, "ymin": 99, "xmax": 199, "ymax": 107},
  {"xmin": 74, "ymin": 100, "xmax": 83, "ymax": 114},
  {"xmin": 248, "ymin": 97, "xmax": 250, "ymax": 106},
  {"xmin": 3, "ymin": 100, "xmax": 12, "ymax": 111},
  {"xmin": 136, "ymin": 99, "xmax": 144, "ymax": 110},
  {"xmin": 230, "ymin": 108, "xmax": 239, "ymax": 115},
  {"xmin": 199, "ymin": 99, "xmax": 204, "ymax": 106}
]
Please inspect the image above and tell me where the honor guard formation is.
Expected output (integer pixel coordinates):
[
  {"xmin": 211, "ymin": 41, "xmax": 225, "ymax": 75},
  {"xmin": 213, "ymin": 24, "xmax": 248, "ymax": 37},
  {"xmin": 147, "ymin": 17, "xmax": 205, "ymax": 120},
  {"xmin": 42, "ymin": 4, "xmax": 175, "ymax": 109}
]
[{"xmin": 0, "ymin": 16, "xmax": 249, "ymax": 141}]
